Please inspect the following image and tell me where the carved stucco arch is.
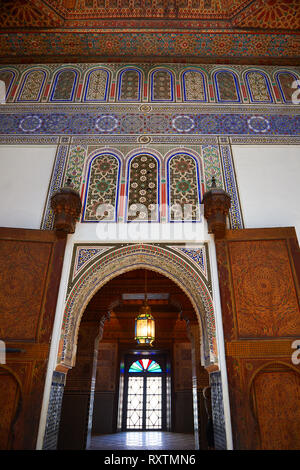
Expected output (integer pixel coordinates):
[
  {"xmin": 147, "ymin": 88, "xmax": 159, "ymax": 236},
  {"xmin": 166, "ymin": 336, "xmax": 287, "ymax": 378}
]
[{"xmin": 58, "ymin": 243, "xmax": 217, "ymax": 370}]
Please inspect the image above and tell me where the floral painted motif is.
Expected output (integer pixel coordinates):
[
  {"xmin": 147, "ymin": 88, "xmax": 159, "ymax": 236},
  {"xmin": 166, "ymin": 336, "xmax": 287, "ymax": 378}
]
[
  {"xmin": 18, "ymin": 70, "xmax": 46, "ymax": 101},
  {"xmin": 51, "ymin": 70, "xmax": 78, "ymax": 101},
  {"xmin": 127, "ymin": 154, "xmax": 159, "ymax": 221},
  {"xmin": 202, "ymin": 145, "xmax": 223, "ymax": 188},
  {"xmin": 168, "ymin": 154, "xmax": 200, "ymax": 221},
  {"xmin": 182, "ymin": 70, "xmax": 206, "ymax": 101},
  {"xmin": 84, "ymin": 154, "xmax": 120, "ymax": 221},
  {"xmin": 246, "ymin": 71, "xmax": 272, "ymax": 102}
]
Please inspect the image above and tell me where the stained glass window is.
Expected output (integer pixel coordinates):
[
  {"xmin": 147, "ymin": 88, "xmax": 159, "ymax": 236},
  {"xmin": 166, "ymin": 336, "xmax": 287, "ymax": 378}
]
[{"xmin": 129, "ymin": 359, "xmax": 162, "ymax": 373}]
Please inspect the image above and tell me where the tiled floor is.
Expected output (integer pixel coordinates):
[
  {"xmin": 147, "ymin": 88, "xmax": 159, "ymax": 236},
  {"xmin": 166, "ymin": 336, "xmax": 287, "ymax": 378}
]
[{"xmin": 88, "ymin": 432, "xmax": 196, "ymax": 450}]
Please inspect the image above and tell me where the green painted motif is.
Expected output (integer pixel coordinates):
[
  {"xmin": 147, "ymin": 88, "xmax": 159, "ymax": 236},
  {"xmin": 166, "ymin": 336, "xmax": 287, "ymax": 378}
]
[{"xmin": 64, "ymin": 146, "xmax": 86, "ymax": 191}]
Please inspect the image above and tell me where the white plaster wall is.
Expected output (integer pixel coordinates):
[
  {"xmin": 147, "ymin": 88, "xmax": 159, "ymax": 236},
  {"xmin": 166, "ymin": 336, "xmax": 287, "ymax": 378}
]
[
  {"xmin": 232, "ymin": 145, "xmax": 300, "ymax": 241},
  {"xmin": 0, "ymin": 145, "xmax": 56, "ymax": 230}
]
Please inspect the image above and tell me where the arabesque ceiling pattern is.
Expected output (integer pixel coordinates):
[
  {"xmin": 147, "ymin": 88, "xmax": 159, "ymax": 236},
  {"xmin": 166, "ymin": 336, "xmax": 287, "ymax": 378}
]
[{"xmin": 0, "ymin": 0, "xmax": 299, "ymax": 64}]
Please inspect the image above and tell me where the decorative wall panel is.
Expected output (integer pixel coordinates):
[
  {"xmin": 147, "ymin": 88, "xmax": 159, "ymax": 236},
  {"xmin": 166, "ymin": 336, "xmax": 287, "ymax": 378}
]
[
  {"xmin": 245, "ymin": 71, "xmax": 273, "ymax": 103},
  {"xmin": 0, "ymin": 63, "xmax": 299, "ymax": 105},
  {"xmin": 17, "ymin": 70, "xmax": 46, "ymax": 102},
  {"xmin": 182, "ymin": 70, "xmax": 206, "ymax": 102},
  {"xmin": 228, "ymin": 239, "xmax": 300, "ymax": 338},
  {"xmin": 84, "ymin": 68, "xmax": 109, "ymax": 102},
  {"xmin": 173, "ymin": 343, "xmax": 192, "ymax": 391},
  {"xmin": 118, "ymin": 68, "xmax": 141, "ymax": 101},
  {"xmin": 0, "ymin": 69, "xmax": 15, "ymax": 99},
  {"xmin": 168, "ymin": 153, "xmax": 201, "ymax": 221},
  {"xmin": 276, "ymin": 71, "xmax": 299, "ymax": 103},
  {"xmin": 0, "ymin": 228, "xmax": 66, "ymax": 450},
  {"xmin": 251, "ymin": 364, "xmax": 300, "ymax": 450},
  {"xmin": 42, "ymin": 372, "xmax": 66, "ymax": 450},
  {"xmin": 210, "ymin": 371, "xmax": 227, "ymax": 450},
  {"xmin": 50, "ymin": 69, "xmax": 78, "ymax": 102},
  {"xmin": 0, "ymin": 367, "xmax": 21, "ymax": 450},
  {"xmin": 83, "ymin": 153, "xmax": 120, "ymax": 222},
  {"xmin": 127, "ymin": 154, "xmax": 159, "ymax": 222},
  {"xmin": 151, "ymin": 69, "xmax": 174, "ymax": 101},
  {"xmin": 96, "ymin": 342, "xmax": 117, "ymax": 392},
  {"xmin": 215, "ymin": 227, "xmax": 300, "ymax": 450},
  {"xmin": 214, "ymin": 71, "xmax": 241, "ymax": 102}
]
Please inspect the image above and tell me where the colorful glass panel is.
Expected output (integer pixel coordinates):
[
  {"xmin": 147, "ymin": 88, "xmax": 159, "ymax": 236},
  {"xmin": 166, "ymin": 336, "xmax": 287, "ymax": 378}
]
[{"xmin": 129, "ymin": 359, "xmax": 162, "ymax": 373}]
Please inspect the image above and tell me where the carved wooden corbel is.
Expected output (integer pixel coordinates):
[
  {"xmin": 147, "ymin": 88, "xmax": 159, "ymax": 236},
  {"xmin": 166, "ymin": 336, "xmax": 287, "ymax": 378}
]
[
  {"xmin": 50, "ymin": 178, "xmax": 82, "ymax": 234},
  {"xmin": 202, "ymin": 177, "xmax": 231, "ymax": 239}
]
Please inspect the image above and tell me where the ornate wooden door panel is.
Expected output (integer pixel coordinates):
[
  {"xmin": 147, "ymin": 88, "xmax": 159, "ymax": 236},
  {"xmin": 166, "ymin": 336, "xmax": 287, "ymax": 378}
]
[
  {"xmin": 215, "ymin": 227, "xmax": 300, "ymax": 450},
  {"xmin": 0, "ymin": 227, "xmax": 66, "ymax": 449},
  {"xmin": 251, "ymin": 364, "xmax": 300, "ymax": 450}
]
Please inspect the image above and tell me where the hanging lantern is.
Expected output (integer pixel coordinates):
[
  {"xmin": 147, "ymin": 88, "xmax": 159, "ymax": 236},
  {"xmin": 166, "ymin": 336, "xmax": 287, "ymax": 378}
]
[
  {"xmin": 135, "ymin": 300, "xmax": 155, "ymax": 346},
  {"xmin": 134, "ymin": 270, "xmax": 155, "ymax": 346}
]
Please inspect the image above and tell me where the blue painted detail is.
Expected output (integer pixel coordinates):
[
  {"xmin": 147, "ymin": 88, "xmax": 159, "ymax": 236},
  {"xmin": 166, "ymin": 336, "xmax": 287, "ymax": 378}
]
[{"xmin": 0, "ymin": 111, "xmax": 299, "ymax": 136}]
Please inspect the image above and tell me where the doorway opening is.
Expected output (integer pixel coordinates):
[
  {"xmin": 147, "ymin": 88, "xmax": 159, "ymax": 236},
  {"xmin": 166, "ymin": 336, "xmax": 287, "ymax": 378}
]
[
  {"xmin": 121, "ymin": 354, "xmax": 167, "ymax": 431},
  {"xmin": 57, "ymin": 268, "xmax": 211, "ymax": 450}
]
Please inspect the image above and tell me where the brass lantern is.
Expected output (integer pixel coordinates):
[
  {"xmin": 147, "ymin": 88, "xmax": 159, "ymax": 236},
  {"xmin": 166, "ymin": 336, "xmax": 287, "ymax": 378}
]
[{"xmin": 134, "ymin": 271, "xmax": 155, "ymax": 346}]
